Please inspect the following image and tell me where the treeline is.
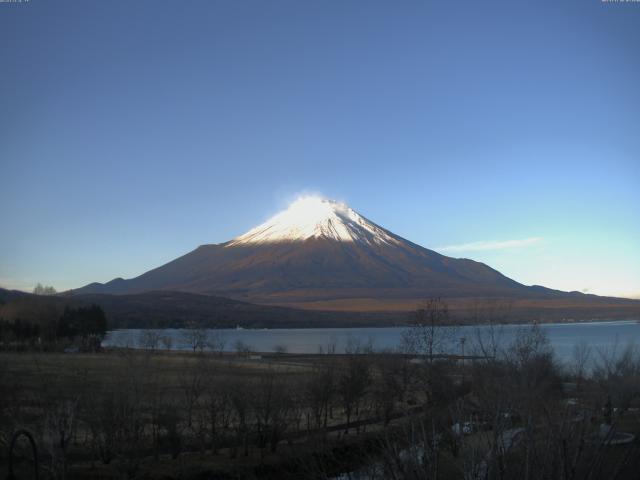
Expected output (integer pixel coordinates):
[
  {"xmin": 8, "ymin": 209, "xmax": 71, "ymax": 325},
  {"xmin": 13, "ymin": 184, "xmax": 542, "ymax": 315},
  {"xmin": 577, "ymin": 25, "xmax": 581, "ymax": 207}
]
[{"xmin": 0, "ymin": 304, "xmax": 107, "ymax": 351}]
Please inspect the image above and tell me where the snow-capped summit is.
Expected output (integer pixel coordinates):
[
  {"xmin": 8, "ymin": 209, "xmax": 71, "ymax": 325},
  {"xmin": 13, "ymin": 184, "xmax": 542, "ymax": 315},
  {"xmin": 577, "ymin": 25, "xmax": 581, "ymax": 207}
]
[{"xmin": 228, "ymin": 196, "xmax": 399, "ymax": 246}]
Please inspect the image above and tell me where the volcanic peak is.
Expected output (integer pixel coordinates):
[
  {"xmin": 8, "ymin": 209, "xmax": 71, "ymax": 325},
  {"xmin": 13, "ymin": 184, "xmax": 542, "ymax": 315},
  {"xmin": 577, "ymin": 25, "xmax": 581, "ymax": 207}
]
[{"xmin": 228, "ymin": 196, "xmax": 399, "ymax": 247}]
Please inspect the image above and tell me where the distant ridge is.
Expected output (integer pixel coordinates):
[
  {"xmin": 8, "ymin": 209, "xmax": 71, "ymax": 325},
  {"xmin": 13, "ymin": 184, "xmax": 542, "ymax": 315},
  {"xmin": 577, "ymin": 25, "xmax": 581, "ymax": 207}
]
[
  {"xmin": 0, "ymin": 287, "xmax": 392, "ymax": 329},
  {"xmin": 0, "ymin": 287, "xmax": 30, "ymax": 305},
  {"xmin": 3, "ymin": 287, "xmax": 638, "ymax": 329}
]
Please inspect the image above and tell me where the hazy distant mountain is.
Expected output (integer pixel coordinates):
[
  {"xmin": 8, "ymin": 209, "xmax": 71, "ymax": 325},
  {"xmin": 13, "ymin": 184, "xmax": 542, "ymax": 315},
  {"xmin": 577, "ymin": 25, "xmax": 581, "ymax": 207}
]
[
  {"xmin": 0, "ymin": 287, "xmax": 30, "ymax": 305},
  {"xmin": 71, "ymin": 197, "xmax": 640, "ymax": 317}
]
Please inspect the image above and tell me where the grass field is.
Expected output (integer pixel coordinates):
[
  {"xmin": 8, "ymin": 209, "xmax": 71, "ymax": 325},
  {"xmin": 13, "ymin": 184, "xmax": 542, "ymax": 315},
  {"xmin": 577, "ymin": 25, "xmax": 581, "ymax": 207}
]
[
  {"xmin": 3, "ymin": 341, "xmax": 640, "ymax": 480},
  {"xmin": 0, "ymin": 349, "xmax": 424, "ymax": 479}
]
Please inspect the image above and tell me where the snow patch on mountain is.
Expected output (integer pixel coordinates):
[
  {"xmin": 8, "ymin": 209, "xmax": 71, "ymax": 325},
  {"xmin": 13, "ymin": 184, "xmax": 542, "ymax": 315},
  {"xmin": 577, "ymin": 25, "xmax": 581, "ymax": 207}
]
[{"xmin": 228, "ymin": 196, "xmax": 400, "ymax": 246}]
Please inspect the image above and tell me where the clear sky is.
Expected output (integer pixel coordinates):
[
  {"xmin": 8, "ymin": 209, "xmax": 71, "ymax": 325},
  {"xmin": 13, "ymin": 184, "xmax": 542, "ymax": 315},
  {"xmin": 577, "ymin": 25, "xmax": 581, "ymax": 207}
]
[{"xmin": 1, "ymin": 0, "xmax": 638, "ymax": 298}]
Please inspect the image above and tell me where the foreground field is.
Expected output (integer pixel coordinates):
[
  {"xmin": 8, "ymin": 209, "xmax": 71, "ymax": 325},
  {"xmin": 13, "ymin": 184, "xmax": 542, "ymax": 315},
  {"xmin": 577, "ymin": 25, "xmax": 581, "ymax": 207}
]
[
  {"xmin": 2, "ymin": 330, "xmax": 640, "ymax": 479},
  {"xmin": 1, "ymin": 349, "xmax": 426, "ymax": 479}
]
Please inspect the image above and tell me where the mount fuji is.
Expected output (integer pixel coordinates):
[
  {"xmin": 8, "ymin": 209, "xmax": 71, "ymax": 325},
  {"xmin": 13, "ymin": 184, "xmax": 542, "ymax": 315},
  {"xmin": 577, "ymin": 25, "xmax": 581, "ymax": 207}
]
[{"xmin": 72, "ymin": 197, "xmax": 639, "ymax": 318}]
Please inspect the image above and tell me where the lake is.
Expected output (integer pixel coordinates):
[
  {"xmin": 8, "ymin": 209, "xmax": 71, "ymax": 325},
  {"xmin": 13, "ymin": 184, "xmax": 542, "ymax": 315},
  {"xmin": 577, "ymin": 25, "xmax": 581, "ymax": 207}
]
[{"xmin": 103, "ymin": 319, "xmax": 640, "ymax": 364}]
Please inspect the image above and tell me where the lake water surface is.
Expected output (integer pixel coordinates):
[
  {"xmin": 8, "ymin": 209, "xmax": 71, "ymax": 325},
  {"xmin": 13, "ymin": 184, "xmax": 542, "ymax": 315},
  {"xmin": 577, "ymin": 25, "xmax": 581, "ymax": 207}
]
[{"xmin": 103, "ymin": 319, "xmax": 640, "ymax": 364}]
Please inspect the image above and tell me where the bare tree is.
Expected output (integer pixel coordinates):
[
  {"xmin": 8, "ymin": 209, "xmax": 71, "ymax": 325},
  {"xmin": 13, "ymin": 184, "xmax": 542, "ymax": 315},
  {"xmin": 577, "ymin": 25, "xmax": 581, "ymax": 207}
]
[
  {"xmin": 306, "ymin": 362, "xmax": 336, "ymax": 432},
  {"xmin": 182, "ymin": 326, "xmax": 209, "ymax": 354},
  {"xmin": 402, "ymin": 297, "xmax": 457, "ymax": 363},
  {"xmin": 234, "ymin": 339, "xmax": 252, "ymax": 357},
  {"xmin": 570, "ymin": 339, "xmax": 592, "ymax": 390},
  {"xmin": 156, "ymin": 402, "xmax": 183, "ymax": 460},
  {"xmin": 372, "ymin": 355, "xmax": 403, "ymax": 426},
  {"xmin": 209, "ymin": 330, "xmax": 226, "ymax": 355},
  {"xmin": 317, "ymin": 334, "xmax": 338, "ymax": 355},
  {"xmin": 470, "ymin": 299, "xmax": 512, "ymax": 361},
  {"xmin": 160, "ymin": 334, "xmax": 173, "ymax": 352},
  {"xmin": 338, "ymin": 343, "xmax": 372, "ymax": 434},
  {"xmin": 33, "ymin": 283, "xmax": 57, "ymax": 295},
  {"xmin": 179, "ymin": 356, "xmax": 209, "ymax": 430},
  {"xmin": 228, "ymin": 379, "xmax": 252, "ymax": 458},
  {"xmin": 252, "ymin": 370, "xmax": 292, "ymax": 454},
  {"xmin": 593, "ymin": 342, "xmax": 640, "ymax": 415},
  {"xmin": 273, "ymin": 344, "xmax": 287, "ymax": 355},
  {"xmin": 41, "ymin": 399, "xmax": 78, "ymax": 479},
  {"xmin": 205, "ymin": 376, "xmax": 233, "ymax": 455},
  {"xmin": 138, "ymin": 329, "xmax": 161, "ymax": 352},
  {"xmin": 84, "ymin": 353, "xmax": 149, "ymax": 477}
]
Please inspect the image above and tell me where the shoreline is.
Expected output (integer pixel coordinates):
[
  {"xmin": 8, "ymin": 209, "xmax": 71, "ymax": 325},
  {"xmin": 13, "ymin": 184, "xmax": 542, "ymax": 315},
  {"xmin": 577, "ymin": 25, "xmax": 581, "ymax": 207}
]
[{"xmin": 106, "ymin": 317, "xmax": 640, "ymax": 333}]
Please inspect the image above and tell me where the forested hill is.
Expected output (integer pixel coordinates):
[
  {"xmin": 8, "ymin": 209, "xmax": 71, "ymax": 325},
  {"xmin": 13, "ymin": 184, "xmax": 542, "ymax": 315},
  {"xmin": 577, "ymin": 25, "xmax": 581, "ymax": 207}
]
[{"xmin": 0, "ymin": 288, "xmax": 394, "ymax": 329}]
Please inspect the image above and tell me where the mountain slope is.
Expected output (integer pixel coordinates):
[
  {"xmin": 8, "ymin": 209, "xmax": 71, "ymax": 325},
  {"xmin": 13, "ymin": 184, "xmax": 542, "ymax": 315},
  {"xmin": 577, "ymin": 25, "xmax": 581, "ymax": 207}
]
[{"xmin": 71, "ymin": 197, "xmax": 637, "ymax": 313}]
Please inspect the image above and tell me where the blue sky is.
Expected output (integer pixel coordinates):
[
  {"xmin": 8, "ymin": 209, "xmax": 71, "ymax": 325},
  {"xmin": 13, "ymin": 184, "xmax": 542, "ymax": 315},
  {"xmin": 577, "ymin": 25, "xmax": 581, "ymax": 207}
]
[{"xmin": 1, "ymin": 0, "xmax": 639, "ymax": 298}]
